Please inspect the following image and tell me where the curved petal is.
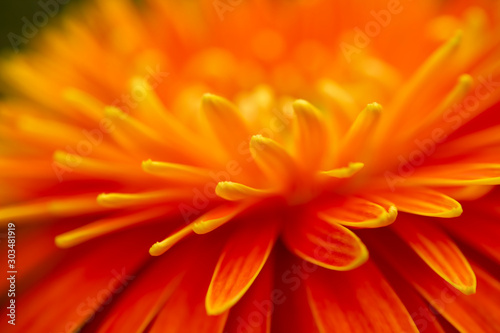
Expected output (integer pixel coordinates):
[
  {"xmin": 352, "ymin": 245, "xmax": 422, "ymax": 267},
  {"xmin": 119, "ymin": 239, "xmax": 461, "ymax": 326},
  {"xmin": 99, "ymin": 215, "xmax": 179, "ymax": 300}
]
[
  {"xmin": 202, "ymin": 93, "xmax": 250, "ymax": 154},
  {"xmin": 306, "ymin": 261, "xmax": 419, "ymax": 333},
  {"xmin": 292, "ymin": 99, "xmax": 328, "ymax": 169},
  {"xmin": 192, "ymin": 202, "xmax": 251, "ymax": 234},
  {"xmin": 282, "ymin": 214, "xmax": 368, "ymax": 271},
  {"xmin": 440, "ymin": 212, "xmax": 500, "ymax": 265},
  {"xmin": 223, "ymin": 255, "xmax": 274, "ymax": 333},
  {"xmin": 206, "ymin": 222, "xmax": 278, "ymax": 315},
  {"xmin": 391, "ymin": 215, "xmax": 476, "ymax": 294},
  {"xmin": 318, "ymin": 196, "xmax": 397, "ymax": 228},
  {"xmin": 368, "ymin": 187, "xmax": 462, "ymax": 218},
  {"xmin": 369, "ymin": 230, "xmax": 500, "ymax": 333},
  {"xmin": 149, "ymin": 238, "xmax": 228, "ymax": 333},
  {"xmin": 1, "ymin": 230, "xmax": 152, "ymax": 333},
  {"xmin": 407, "ymin": 163, "xmax": 500, "ymax": 186}
]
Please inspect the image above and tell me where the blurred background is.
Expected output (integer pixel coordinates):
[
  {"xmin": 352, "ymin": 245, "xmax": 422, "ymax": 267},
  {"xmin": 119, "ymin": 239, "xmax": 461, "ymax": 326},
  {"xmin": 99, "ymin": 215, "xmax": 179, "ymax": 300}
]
[
  {"xmin": 0, "ymin": 0, "xmax": 82, "ymax": 52},
  {"xmin": 1, "ymin": 0, "xmax": 44, "ymax": 51}
]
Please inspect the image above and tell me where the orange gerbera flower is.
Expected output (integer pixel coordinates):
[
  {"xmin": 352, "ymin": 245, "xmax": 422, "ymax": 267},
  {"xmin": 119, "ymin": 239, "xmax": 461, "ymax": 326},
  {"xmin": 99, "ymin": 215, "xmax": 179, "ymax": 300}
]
[{"xmin": 1, "ymin": 0, "xmax": 500, "ymax": 332}]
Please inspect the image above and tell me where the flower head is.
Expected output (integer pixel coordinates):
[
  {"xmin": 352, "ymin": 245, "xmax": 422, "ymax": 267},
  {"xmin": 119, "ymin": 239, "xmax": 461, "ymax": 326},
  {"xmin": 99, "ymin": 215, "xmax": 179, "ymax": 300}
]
[{"xmin": 1, "ymin": 0, "xmax": 500, "ymax": 332}]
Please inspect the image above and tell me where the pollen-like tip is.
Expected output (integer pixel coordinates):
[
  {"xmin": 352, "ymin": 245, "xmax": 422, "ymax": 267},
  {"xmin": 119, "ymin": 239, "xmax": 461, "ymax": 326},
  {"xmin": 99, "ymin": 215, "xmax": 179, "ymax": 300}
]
[
  {"xmin": 387, "ymin": 205, "xmax": 398, "ymax": 222},
  {"xmin": 54, "ymin": 234, "xmax": 71, "ymax": 249},
  {"xmin": 149, "ymin": 242, "xmax": 166, "ymax": 256},
  {"xmin": 96, "ymin": 193, "xmax": 113, "ymax": 206},
  {"xmin": 130, "ymin": 76, "xmax": 151, "ymax": 90},
  {"xmin": 366, "ymin": 102, "xmax": 383, "ymax": 114},
  {"xmin": 452, "ymin": 204, "xmax": 464, "ymax": 217},
  {"xmin": 458, "ymin": 74, "xmax": 474, "ymax": 87},
  {"xmin": 53, "ymin": 150, "xmax": 66, "ymax": 161},
  {"xmin": 292, "ymin": 99, "xmax": 312, "ymax": 110},
  {"xmin": 215, "ymin": 181, "xmax": 234, "ymax": 196},
  {"xmin": 320, "ymin": 162, "xmax": 365, "ymax": 179},
  {"xmin": 249, "ymin": 134, "xmax": 273, "ymax": 153},
  {"xmin": 104, "ymin": 106, "xmax": 127, "ymax": 119},
  {"xmin": 461, "ymin": 283, "xmax": 477, "ymax": 295},
  {"xmin": 201, "ymin": 93, "xmax": 241, "ymax": 118},
  {"xmin": 292, "ymin": 99, "xmax": 322, "ymax": 119},
  {"xmin": 216, "ymin": 181, "xmax": 270, "ymax": 201},
  {"xmin": 141, "ymin": 159, "xmax": 153, "ymax": 171},
  {"xmin": 202, "ymin": 93, "xmax": 225, "ymax": 109},
  {"xmin": 250, "ymin": 134, "xmax": 268, "ymax": 146}
]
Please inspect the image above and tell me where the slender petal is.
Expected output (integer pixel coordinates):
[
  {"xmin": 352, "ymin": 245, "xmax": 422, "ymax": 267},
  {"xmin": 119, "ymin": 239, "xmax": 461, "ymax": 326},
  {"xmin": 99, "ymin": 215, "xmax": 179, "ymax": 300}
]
[
  {"xmin": 282, "ymin": 214, "xmax": 368, "ymax": 271},
  {"xmin": 306, "ymin": 261, "xmax": 419, "ymax": 333},
  {"xmin": 206, "ymin": 223, "xmax": 278, "ymax": 315}
]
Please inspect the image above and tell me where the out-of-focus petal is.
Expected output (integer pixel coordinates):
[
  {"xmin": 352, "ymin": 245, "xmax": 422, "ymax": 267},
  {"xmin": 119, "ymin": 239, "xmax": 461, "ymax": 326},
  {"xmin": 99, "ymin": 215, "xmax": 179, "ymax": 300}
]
[{"xmin": 306, "ymin": 261, "xmax": 419, "ymax": 333}]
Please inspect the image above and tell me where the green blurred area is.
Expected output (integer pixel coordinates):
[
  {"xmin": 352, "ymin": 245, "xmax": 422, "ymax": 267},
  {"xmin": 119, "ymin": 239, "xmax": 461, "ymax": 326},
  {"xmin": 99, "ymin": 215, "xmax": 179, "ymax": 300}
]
[{"xmin": 0, "ymin": 0, "xmax": 81, "ymax": 52}]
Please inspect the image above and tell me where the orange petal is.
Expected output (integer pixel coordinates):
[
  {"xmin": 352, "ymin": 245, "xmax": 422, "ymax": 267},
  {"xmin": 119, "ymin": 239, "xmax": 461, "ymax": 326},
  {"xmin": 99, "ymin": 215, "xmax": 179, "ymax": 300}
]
[
  {"xmin": 369, "ymin": 231, "xmax": 500, "ymax": 333},
  {"xmin": 318, "ymin": 196, "xmax": 397, "ymax": 228},
  {"xmin": 96, "ymin": 189, "xmax": 191, "ymax": 208},
  {"xmin": 440, "ymin": 211, "xmax": 500, "ymax": 265},
  {"xmin": 3, "ymin": 229, "xmax": 151, "ymax": 333},
  {"xmin": 0, "ymin": 195, "xmax": 112, "ymax": 223},
  {"xmin": 96, "ymin": 260, "xmax": 186, "ymax": 333},
  {"xmin": 292, "ymin": 99, "xmax": 328, "ymax": 169},
  {"xmin": 56, "ymin": 208, "xmax": 169, "ymax": 248},
  {"xmin": 202, "ymin": 93, "xmax": 250, "ymax": 154},
  {"xmin": 339, "ymin": 103, "xmax": 382, "ymax": 164},
  {"xmin": 249, "ymin": 134, "xmax": 296, "ymax": 184},
  {"xmin": 149, "ymin": 224, "xmax": 194, "ymax": 256},
  {"xmin": 215, "ymin": 181, "xmax": 273, "ymax": 201},
  {"xmin": 149, "ymin": 238, "xmax": 228, "ymax": 333},
  {"xmin": 95, "ymin": 235, "xmax": 220, "ymax": 333},
  {"xmin": 206, "ymin": 223, "xmax": 278, "ymax": 315},
  {"xmin": 319, "ymin": 162, "xmax": 364, "ymax": 179},
  {"xmin": 435, "ymin": 124, "xmax": 500, "ymax": 159},
  {"xmin": 142, "ymin": 159, "xmax": 210, "ymax": 184},
  {"xmin": 282, "ymin": 214, "xmax": 368, "ymax": 270},
  {"xmin": 407, "ymin": 163, "xmax": 500, "ymax": 186},
  {"xmin": 391, "ymin": 215, "xmax": 476, "ymax": 294},
  {"xmin": 191, "ymin": 202, "xmax": 251, "ymax": 234},
  {"xmin": 306, "ymin": 261, "xmax": 419, "ymax": 333},
  {"xmin": 368, "ymin": 188, "xmax": 462, "ymax": 218},
  {"xmin": 223, "ymin": 258, "xmax": 274, "ymax": 333}
]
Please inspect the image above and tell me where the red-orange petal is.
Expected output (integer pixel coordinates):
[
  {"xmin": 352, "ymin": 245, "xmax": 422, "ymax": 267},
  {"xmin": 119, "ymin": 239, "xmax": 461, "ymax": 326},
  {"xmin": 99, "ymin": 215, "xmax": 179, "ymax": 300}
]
[
  {"xmin": 318, "ymin": 196, "xmax": 397, "ymax": 228},
  {"xmin": 149, "ymin": 239, "xmax": 229, "ymax": 333},
  {"xmin": 223, "ymin": 255, "xmax": 274, "ymax": 333},
  {"xmin": 306, "ymin": 260, "xmax": 419, "ymax": 333},
  {"xmin": 391, "ymin": 215, "xmax": 476, "ymax": 294},
  {"xmin": 206, "ymin": 222, "xmax": 278, "ymax": 315},
  {"xmin": 369, "ymin": 231, "xmax": 500, "ymax": 333},
  {"xmin": 440, "ymin": 211, "xmax": 500, "ymax": 265},
  {"xmin": 368, "ymin": 187, "xmax": 462, "ymax": 218},
  {"xmin": 282, "ymin": 214, "xmax": 368, "ymax": 270},
  {"xmin": 407, "ymin": 163, "xmax": 500, "ymax": 186}
]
